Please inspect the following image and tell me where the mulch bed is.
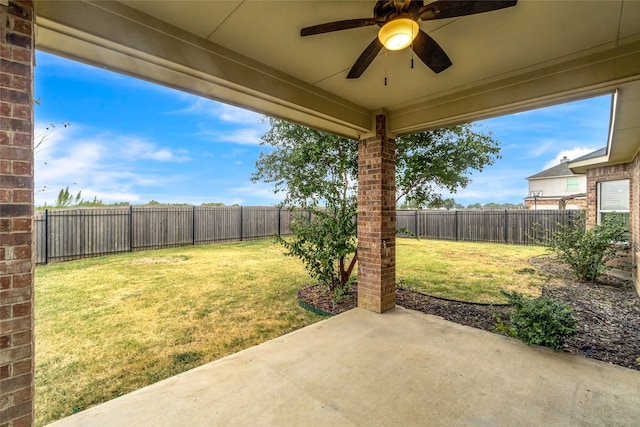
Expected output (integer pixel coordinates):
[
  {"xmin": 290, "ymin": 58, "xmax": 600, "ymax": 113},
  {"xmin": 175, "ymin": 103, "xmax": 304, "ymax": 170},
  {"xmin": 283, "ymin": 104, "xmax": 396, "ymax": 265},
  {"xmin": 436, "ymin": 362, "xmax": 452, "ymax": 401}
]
[{"xmin": 297, "ymin": 256, "xmax": 640, "ymax": 371}]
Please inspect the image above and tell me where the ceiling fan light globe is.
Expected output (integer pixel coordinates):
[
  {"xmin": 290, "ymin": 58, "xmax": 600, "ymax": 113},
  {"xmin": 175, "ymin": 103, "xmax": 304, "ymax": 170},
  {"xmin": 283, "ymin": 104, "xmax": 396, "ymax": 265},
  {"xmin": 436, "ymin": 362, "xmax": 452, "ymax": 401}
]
[{"xmin": 378, "ymin": 18, "xmax": 419, "ymax": 51}]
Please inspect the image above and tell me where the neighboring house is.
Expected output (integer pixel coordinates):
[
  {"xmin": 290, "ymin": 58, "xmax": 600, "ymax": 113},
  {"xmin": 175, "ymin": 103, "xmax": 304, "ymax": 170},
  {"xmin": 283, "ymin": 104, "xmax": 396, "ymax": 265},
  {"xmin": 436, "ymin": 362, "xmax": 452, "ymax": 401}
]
[
  {"xmin": 524, "ymin": 156, "xmax": 587, "ymax": 210},
  {"xmin": 569, "ymin": 88, "xmax": 640, "ymax": 295}
]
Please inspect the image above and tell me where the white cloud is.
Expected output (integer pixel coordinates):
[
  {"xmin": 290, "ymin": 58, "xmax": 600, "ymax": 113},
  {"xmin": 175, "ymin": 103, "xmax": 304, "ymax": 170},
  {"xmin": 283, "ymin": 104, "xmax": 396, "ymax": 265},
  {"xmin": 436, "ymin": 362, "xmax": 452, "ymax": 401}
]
[
  {"xmin": 527, "ymin": 139, "xmax": 554, "ymax": 158},
  {"xmin": 169, "ymin": 98, "xmax": 265, "ymax": 124},
  {"xmin": 120, "ymin": 137, "xmax": 191, "ymax": 162},
  {"xmin": 34, "ymin": 123, "xmax": 191, "ymax": 206},
  {"xmin": 542, "ymin": 147, "xmax": 599, "ymax": 170}
]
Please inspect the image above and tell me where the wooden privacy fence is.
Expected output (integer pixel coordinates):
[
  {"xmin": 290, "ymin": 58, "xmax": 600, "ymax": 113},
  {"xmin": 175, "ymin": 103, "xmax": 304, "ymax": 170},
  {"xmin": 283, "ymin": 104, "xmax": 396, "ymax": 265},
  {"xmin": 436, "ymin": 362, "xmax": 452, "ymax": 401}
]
[
  {"xmin": 396, "ymin": 209, "xmax": 580, "ymax": 245},
  {"xmin": 34, "ymin": 206, "xmax": 300, "ymax": 264},
  {"xmin": 34, "ymin": 207, "xmax": 580, "ymax": 264}
]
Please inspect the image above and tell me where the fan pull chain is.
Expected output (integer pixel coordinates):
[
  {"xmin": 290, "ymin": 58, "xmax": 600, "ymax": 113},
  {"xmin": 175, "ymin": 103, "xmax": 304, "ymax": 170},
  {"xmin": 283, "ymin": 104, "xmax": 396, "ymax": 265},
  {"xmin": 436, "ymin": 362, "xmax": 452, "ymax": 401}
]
[
  {"xmin": 411, "ymin": 26, "xmax": 415, "ymax": 69},
  {"xmin": 384, "ymin": 49, "xmax": 388, "ymax": 86}
]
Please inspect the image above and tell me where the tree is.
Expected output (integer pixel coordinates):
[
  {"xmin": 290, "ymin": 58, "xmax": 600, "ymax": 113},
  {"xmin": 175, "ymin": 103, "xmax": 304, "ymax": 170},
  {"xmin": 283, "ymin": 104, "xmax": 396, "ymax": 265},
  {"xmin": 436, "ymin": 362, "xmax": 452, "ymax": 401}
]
[
  {"xmin": 252, "ymin": 118, "xmax": 501, "ymax": 295},
  {"xmin": 396, "ymin": 126, "xmax": 501, "ymax": 207},
  {"xmin": 252, "ymin": 120, "xmax": 358, "ymax": 297}
]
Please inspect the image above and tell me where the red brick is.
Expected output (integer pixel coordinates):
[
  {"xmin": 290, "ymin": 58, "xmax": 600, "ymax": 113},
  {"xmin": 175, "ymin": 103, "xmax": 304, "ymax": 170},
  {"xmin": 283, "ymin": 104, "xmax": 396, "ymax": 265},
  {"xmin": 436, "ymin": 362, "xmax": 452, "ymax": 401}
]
[
  {"xmin": 0, "ymin": 117, "xmax": 31, "ymax": 133},
  {"xmin": 0, "ymin": 317, "xmax": 30, "ymax": 334},
  {"xmin": 11, "ymin": 218, "xmax": 31, "ymax": 232},
  {"xmin": 0, "ymin": 146, "xmax": 30, "ymax": 161},
  {"xmin": 12, "ymin": 246, "xmax": 31, "ymax": 260},
  {"xmin": 11, "ymin": 47, "xmax": 31, "ymax": 64},
  {"xmin": 0, "ymin": 364, "xmax": 9, "ymax": 380},
  {"xmin": 5, "ymin": 32, "xmax": 31, "ymax": 50},
  {"xmin": 2, "ymin": 287, "xmax": 30, "ymax": 304},
  {"xmin": 10, "ymin": 161, "xmax": 29, "ymax": 175},
  {"xmin": 0, "ymin": 72, "xmax": 11, "ymax": 88},
  {"xmin": 11, "ymin": 133, "xmax": 30, "ymax": 147},
  {"xmin": 0, "ymin": 174, "xmax": 31, "ymax": 189},
  {"xmin": 0, "ymin": 88, "xmax": 30, "ymax": 105},
  {"xmin": 11, "ymin": 274, "xmax": 31, "ymax": 289},
  {"xmin": 0, "ymin": 189, "xmax": 11, "ymax": 203},
  {"xmin": 11, "ymin": 331, "xmax": 30, "ymax": 346},
  {"xmin": 12, "ymin": 302, "xmax": 31, "ymax": 317},
  {"xmin": 12, "ymin": 360, "xmax": 31, "ymax": 376},
  {"xmin": 12, "ymin": 386, "xmax": 32, "ymax": 405},
  {"xmin": 0, "ymin": 400, "xmax": 31, "ymax": 423},
  {"xmin": 0, "ymin": 43, "xmax": 10, "ymax": 59},
  {"xmin": 11, "ymin": 18, "xmax": 32, "ymax": 38},
  {"xmin": 0, "ymin": 336, "xmax": 9, "ymax": 349},
  {"xmin": 0, "ymin": 160, "xmax": 10, "ymax": 174},
  {"xmin": 0, "ymin": 132, "xmax": 9, "ymax": 146},
  {"xmin": 0, "ymin": 102, "xmax": 9, "ymax": 118},
  {"xmin": 0, "ymin": 276, "xmax": 10, "ymax": 290},
  {"xmin": 11, "ymin": 104, "xmax": 30, "ymax": 120},
  {"xmin": 13, "ymin": 189, "xmax": 31, "ymax": 202},
  {"xmin": 0, "ymin": 233, "xmax": 32, "ymax": 246},
  {"xmin": 12, "ymin": 413, "xmax": 33, "ymax": 427},
  {"xmin": 6, "ymin": 260, "xmax": 31, "ymax": 274}
]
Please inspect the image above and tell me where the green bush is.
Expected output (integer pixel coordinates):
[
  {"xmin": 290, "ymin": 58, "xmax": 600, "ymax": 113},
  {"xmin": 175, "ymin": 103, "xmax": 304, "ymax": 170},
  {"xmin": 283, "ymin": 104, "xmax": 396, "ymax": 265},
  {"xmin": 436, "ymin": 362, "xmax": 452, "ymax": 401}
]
[
  {"xmin": 546, "ymin": 211, "xmax": 629, "ymax": 282},
  {"xmin": 502, "ymin": 291, "xmax": 577, "ymax": 350}
]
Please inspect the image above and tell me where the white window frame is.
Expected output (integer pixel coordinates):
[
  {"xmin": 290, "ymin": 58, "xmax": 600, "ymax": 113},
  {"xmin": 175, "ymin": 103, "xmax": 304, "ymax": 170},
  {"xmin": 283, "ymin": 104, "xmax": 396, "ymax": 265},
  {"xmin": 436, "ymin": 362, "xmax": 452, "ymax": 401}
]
[
  {"xmin": 566, "ymin": 176, "xmax": 579, "ymax": 191},
  {"xmin": 597, "ymin": 179, "xmax": 630, "ymax": 226}
]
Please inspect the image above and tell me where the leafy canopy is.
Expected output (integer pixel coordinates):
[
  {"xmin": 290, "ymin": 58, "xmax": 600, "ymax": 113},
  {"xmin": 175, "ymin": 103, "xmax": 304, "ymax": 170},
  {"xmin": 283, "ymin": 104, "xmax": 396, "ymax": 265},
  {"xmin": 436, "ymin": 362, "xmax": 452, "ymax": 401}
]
[{"xmin": 252, "ymin": 118, "xmax": 501, "ymax": 293}]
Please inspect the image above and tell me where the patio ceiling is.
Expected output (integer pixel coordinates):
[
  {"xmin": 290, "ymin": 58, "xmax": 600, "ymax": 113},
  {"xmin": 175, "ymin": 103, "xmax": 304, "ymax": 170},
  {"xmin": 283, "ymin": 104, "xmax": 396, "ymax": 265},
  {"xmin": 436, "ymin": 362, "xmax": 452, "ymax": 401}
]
[{"xmin": 35, "ymin": 1, "xmax": 640, "ymax": 150}]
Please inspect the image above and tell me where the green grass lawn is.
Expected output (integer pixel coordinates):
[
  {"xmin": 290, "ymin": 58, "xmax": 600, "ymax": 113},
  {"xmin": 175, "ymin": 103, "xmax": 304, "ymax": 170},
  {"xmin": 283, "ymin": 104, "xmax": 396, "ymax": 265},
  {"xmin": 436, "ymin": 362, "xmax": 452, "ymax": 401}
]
[
  {"xmin": 397, "ymin": 239, "xmax": 546, "ymax": 303},
  {"xmin": 35, "ymin": 238, "xmax": 545, "ymax": 426}
]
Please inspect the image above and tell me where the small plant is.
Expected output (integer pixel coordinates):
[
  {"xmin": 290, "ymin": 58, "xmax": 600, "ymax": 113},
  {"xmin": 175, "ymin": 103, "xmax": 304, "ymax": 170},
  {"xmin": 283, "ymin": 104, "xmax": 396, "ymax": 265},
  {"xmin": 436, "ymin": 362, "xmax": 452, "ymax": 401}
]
[
  {"xmin": 501, "ymin": 291, "xmax": 577, "ymax": 350},
  {"xmin": 545, "ymin": 211, "xmax": 629, "ymax": 282}
]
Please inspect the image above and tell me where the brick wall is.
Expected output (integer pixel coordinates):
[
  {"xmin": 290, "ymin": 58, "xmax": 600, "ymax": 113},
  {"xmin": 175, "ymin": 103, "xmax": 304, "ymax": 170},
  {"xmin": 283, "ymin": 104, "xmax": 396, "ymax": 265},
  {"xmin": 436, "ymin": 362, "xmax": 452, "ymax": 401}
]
[
  {"xmin": 357, "ymin": 115, "xmax": 396, "ymax": 313},
  {"xmin": 524, "ymin": 197, "xmax": 586, "ymax": 210},
  {"xmin": 631, "ymin": 154, "xmax": 640, "ymax": 293},
  {"xmin": 585, "ymin": 161, "xmax": 635, "ymax": 284},
  {"xmin": 0, "ymin": 1, "xmax": 35, "ymax": 426},
  {"xmin": 585, "ymin": 163, "xmax": 631, "ymax": 228}
]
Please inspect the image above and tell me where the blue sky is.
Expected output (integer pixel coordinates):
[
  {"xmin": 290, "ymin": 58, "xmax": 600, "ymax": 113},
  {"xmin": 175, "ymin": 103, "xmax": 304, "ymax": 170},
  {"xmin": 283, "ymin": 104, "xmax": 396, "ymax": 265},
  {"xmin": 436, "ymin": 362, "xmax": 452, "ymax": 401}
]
[{"xmin": 34, "ymin": 51, "xmax": 612, "ymax": 207}]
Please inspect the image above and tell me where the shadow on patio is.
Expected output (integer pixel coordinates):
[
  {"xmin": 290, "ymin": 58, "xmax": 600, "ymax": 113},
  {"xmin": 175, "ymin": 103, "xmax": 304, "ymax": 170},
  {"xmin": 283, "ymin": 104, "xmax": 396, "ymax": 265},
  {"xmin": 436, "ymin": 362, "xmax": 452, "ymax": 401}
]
[{"xmin": 48, "ymin": 307, "xmax": 640, "ymax": 426}]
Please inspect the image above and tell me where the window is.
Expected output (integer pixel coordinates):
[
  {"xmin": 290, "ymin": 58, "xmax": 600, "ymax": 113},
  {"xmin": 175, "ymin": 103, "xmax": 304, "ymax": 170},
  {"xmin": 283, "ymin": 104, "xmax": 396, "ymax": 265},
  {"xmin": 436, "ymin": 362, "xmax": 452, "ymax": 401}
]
[
  {"xmin": 597, "ymin": 179, "xmax": 629, "ymax": 227},
  {"xmin": 566, "ymin": 177, "xmax": 579, "ymax": 191}
]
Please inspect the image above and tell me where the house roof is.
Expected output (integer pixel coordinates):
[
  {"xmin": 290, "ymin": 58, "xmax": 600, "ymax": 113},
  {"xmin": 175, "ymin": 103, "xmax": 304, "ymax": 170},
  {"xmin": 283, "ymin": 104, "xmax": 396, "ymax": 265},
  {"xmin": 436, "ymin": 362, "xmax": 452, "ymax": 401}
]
[
  {"xmin": 572, "ymin": 147, "xmax": 608, "ymax": 163},
  {"xmin": 526, "ymin": 160, "xmax": 582, "ymax": 180}
]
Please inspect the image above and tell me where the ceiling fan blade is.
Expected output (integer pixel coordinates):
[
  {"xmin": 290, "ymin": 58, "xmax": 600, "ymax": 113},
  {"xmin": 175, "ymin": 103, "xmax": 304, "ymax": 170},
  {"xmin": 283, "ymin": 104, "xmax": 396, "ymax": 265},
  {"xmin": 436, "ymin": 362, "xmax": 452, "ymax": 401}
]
[
  {"xmin": 419, "ymin": 1, "xmax": 517, "ymax": 21},
  {"xmin": 347, "ymin": 37, "xmax": 383, "ymax": 79},
  {"xmin": 301, "ymin": 18, "xmax": 382, "ymax": 37},
  {"xmin": 412, "ymin": 30, "xmax": 452, "ymax": 74}
]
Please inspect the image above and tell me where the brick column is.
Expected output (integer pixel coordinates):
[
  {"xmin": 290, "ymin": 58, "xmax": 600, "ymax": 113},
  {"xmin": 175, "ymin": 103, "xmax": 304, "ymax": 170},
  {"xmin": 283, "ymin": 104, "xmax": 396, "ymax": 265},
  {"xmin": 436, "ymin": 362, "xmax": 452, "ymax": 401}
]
[
  {"xmin": 357, "ymin": 114, "xmax": 396, "ymax": 313},
  {"xmin": 1, "ymin": 1, "xmax": 35, "ymax": 426}
]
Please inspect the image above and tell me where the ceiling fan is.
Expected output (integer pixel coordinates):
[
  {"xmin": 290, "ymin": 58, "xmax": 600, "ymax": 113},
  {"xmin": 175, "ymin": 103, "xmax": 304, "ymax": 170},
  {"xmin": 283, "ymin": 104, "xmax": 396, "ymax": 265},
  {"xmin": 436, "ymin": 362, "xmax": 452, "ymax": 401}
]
[{"xmin": 300, "ymin": 0, "xmax": 517, "ymax": 79}]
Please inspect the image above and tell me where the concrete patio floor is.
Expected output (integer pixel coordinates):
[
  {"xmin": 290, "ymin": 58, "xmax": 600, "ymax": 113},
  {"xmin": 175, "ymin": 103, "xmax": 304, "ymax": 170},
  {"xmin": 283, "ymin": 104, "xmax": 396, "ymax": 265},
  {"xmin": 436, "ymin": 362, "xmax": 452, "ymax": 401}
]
[{"xmin": 49, "ymin": 307, "xmax": 640, "ymax": 426}]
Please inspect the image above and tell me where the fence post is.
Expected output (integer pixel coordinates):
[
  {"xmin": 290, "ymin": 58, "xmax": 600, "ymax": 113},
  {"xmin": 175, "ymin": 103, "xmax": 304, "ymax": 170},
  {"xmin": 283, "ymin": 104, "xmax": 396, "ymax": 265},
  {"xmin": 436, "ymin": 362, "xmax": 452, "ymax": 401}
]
[
  {"xmin": 129, "ymin": 205, "xmax": 134, "ymax": 252},
  {"xmin": 414, "ymin": 210, "xmax": 418, "ymax": 237},
  {"xmin": 455, "ymin": 210, "xmax": 459, "ymax": 241},
  {"xmin": 504, "ymin": 209, "xmax": 509, "ymax": 244},
  {"xmin": 277, "ymin": 206, "xmax": 281, "ymax": 236},
  {"xmin": 44, "ymin": 209, "xmax": 49, "ymax": 264},
  {"xmin": 240, "ymin": 206, "xmax": 243, "ymax": 241},
  {"xmin": 192, "ymin": 205, "xmax": 196, "ymax": 245}
]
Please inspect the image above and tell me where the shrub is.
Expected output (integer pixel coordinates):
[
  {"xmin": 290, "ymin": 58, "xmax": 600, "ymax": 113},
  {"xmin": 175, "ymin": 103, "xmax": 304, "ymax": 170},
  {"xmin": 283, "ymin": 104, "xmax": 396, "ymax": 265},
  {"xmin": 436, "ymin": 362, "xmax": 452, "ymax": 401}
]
[
  {"xmin": 501, "ymin": 291, "xmax": 577, "ymax": 350},
  {"xmin": 545, "ymin": 211, "xmax": 629, "ymax": 282}
]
